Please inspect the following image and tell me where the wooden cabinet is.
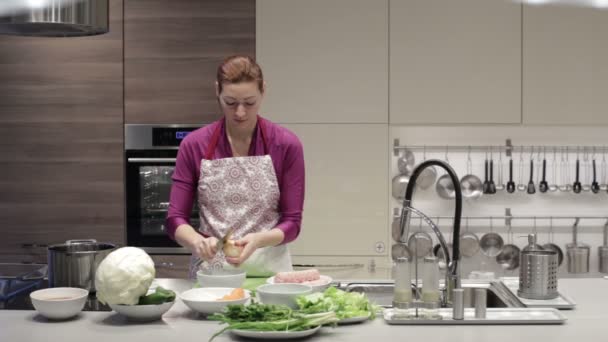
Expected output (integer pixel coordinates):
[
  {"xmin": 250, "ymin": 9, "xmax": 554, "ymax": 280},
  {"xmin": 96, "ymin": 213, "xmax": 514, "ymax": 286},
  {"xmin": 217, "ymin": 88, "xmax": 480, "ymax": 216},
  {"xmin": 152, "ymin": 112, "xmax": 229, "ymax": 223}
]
[
  {"xmin": 389, "ymin": 0, "xmax": 521, "ymax": 124},
  {"xmin": 0, "ymin": 0, "xmax": 124, "ymax": 261},
  {"xmin": 151, "ymin": 255, "xmax": 191, "ymax": 279},
  {"xmin": 256, "ymin": 0, "xmax": 388, "ymax": 124},
  {"xmin": 523, "ymin": 4, "xmax": 608, "ymax": 125},
  {"xmin": 124, "ymin": 0, "xmax": 255, "ymax": 124}
]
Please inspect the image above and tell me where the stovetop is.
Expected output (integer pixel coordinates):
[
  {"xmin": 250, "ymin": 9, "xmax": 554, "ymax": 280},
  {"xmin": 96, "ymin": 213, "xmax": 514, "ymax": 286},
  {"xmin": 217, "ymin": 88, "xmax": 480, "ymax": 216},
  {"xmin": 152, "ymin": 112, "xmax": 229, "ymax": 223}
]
[{"xmin": 0, "ymin": 280, "xmax": 111, "ymax": 312}]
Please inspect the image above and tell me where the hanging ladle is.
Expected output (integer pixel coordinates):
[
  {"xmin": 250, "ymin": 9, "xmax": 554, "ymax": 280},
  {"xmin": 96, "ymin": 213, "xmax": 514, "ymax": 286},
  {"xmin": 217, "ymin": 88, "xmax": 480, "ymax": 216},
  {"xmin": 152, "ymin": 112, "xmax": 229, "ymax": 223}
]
[
  {"xmin": 517, "ymin": 147, "xmax": 527, "ymax": 192},
  {"xmin": 483, "ymin": 149, "xmax": 491, "ymax": 194},
  {"xmin": 496, "ymin": 148, "xmax": 505, "ymax": 191},
  {"xmin": 592, "ymin": 148, "xmax": 600, "ymax": 194},
  {"xmin": 548, "ymin": 147, "xmax": 559, "ymax": 192},
  {"xmin": 583, "ymin": 148, "xmax": 591, "ymax": 192},
  {"xmin": 559, "ymin": 147, "xmax": 572, "ymax": 192},
  {"xmin": 527, "ymin": 147, "xmax": 536, "ymax": 194},
  {"xmin": 487, "ymin": 147, "xmax": 497, "ymax": 194},
  {"xmin": 507, "ymin": 156, "xmax": 516, "ymax": 193},
  {"xmin": 601, "ymin": 147, "xmax": 608, "ymax": 192},
  {"xmin": 539, "ymin": 147, "xmax": 549, "ymax": 193},
  {"xmin": 573, "ymin": 147, "xmax": 582, "ymax": 194}
]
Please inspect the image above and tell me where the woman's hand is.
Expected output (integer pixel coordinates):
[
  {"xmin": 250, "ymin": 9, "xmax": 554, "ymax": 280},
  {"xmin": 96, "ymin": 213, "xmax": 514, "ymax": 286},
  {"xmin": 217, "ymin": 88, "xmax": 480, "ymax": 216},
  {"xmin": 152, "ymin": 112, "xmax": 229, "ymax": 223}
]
[
  {"xmin": 188, "ymin": 235, "xmax": 219, "ymax": 261},
  {"xmin": 225, "ymin": 232, "xmax": 263, "ymax": 266},
  {"xmin": 225, "ymin": 229, "xmax": 285, "ymax": 266}
]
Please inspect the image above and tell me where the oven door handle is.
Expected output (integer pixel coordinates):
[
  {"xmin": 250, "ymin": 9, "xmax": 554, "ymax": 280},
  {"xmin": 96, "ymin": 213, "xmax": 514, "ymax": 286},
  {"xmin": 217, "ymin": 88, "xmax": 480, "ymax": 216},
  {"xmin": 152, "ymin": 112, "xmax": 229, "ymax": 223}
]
[{"xmin": 127, "ymin": 158, "xmax": 177, "ymax": 163}]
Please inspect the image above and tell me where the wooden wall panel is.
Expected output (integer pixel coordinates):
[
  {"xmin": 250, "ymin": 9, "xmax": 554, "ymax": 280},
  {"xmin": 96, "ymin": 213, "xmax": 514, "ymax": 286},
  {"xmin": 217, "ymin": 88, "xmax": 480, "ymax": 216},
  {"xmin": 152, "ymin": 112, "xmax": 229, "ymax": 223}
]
[
  {"xmin": 124, "ymin": 0, "xmax": 255, "ymax": 124},
  {"xmin": 0, "ymin": 0, "xmax": 124, "ymax": 258},
  {"xmin": 0, "ymin": 0, "xmax": 257, "ymax": 262}
]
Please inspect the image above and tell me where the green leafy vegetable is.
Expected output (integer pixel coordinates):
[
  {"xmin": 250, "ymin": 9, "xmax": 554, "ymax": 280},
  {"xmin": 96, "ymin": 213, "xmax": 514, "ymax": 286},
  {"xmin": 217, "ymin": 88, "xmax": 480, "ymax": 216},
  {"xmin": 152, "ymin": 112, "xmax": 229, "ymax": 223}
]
[
  {"xmin": 209, "ymin": 302, "xmax": 293, "ymax": 322},
  {"xmin": 296, "ymin": 287, "xmax": 379, "ymax": 319},
  {"xmin": 206, "ymin": 288, "xmax": 377, "ymax": 341},
  {"xmin": 208, "ymin": 303, "xmax": 337, "ymax": 341},
  {"xmin": 137, "ymin": 286, "xmax": 176, "ymax": 305}
]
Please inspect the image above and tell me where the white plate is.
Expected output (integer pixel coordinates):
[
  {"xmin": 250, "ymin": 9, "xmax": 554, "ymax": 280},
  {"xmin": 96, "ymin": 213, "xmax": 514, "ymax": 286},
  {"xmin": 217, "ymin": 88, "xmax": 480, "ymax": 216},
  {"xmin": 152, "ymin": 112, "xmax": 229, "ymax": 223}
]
[
  {"xmin": 180, "ymin": 287, "xmax": 250, "ymax": 315},
  {"xmin": 266, "ymin": 275, "xmax": 332, "ymax": 292},
  {"xmin": 231, "ymin": 325, "xmax": 321, "ymax": 339},
  {"xmin": 338, "ymin": 312, "xmax": 371, "ymax": 324}
]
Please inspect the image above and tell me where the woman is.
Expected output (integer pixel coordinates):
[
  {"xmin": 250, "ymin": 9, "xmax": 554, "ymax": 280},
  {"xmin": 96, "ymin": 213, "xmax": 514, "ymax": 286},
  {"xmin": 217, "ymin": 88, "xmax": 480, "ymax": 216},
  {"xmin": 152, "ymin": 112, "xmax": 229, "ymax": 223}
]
[{"xmin": 166, "ymin": 55, "xmax": 305, "ymax": 277}]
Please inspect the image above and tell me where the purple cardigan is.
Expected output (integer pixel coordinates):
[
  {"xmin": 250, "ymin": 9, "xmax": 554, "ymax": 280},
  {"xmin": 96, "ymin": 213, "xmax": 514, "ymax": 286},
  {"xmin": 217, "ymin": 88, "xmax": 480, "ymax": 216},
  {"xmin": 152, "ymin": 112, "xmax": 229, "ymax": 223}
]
[{"xmin": 166, "ymin": 117, "xmax": 305, "ymax": 244}]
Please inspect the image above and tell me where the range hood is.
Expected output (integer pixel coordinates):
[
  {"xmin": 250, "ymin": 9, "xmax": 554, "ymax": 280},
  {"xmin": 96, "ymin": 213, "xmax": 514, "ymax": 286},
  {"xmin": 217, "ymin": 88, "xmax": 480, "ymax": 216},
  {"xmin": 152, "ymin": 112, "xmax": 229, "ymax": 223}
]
[{"xmin": 0, "ymin": 0, "xmax": 108, "ymax": 37}]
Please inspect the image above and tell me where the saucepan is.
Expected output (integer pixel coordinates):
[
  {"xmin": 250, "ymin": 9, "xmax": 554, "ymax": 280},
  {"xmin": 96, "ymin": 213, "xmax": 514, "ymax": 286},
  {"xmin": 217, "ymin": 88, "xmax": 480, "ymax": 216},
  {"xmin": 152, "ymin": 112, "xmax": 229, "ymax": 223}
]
[
  {"xmin": 414, "ymin": 146, "xmax": 437, "ymax": 190},
  {"xmin": 48, "ymin": 239, "xmax": 116, "ymax": 292},
  {"xmin": 435, "ymin": 147, "xmax": 456, "ymax": 199},
  {"xmin": 460, "ymin": 147, "xmax": 483, "ymax": 200},
  {"xmin": 459, "ymin": 218, "xmax": 479, "ymax": 258},
  {"xmin": 542, "ymin": 218, "xmax": 564, "ymax": 267},
  {"xmin": 479, "ymin": 219, "xmax": 504, "ymax": 258},
  {"xmin": 496, "ymin": 222, "xmax": 520, "ymax": 271}
]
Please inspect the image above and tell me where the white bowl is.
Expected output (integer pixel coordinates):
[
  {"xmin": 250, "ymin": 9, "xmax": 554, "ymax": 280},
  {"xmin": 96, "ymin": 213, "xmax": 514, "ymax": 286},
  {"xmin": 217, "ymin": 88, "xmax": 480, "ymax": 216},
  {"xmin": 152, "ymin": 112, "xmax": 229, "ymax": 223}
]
[
  {"xmin": 109, "ymin": 301, "xmax": 175, "ymax": 321},
  {"xmin": 180, "ymin": 287, "xmax": 250, "ymax": 315},
  {"xmin": 196, "ymin": 269, "xmax": 246, "ymax": 288},
  {"xmin": 30, "ymin": 287, "xmax": 89, "ymax": 320},
  {"xmin": 256, "ymin": 283, "xmax": 313, "ymax": 309},
  {"xmin": 266, "ymin": 275, "xmax": 333, "ymax": 293}
]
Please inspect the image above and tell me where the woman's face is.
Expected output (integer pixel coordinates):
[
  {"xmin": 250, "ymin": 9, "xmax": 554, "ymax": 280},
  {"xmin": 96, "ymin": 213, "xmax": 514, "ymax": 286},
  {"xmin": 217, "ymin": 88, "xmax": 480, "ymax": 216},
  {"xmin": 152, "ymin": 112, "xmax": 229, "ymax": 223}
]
[{"xmin": 217, "ymin": 81, "xmax": 263, "ymax": 129}]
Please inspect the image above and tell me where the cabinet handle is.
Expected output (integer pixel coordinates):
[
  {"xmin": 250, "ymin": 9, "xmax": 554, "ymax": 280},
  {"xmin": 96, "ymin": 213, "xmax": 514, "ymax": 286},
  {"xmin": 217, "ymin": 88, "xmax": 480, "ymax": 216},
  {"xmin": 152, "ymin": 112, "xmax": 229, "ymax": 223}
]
[
  {"xmin": 128, "ymin": 158, "xmax": 176, "ymax": 163},
  {"xmin": 155, "ymin": 262, "xmax": 175, "ymax": 268},
  {"xmin": 21, "ymin": 243, "xmax": 48, "ymax": 249}
]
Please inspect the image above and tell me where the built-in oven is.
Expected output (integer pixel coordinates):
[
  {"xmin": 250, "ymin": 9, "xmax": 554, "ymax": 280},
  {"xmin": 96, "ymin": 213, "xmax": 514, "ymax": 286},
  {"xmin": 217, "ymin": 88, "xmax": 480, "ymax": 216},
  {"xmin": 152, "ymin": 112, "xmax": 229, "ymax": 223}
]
[{"xmin": 125, "ymin": 124, "xmax": 206, "ymax": 254}]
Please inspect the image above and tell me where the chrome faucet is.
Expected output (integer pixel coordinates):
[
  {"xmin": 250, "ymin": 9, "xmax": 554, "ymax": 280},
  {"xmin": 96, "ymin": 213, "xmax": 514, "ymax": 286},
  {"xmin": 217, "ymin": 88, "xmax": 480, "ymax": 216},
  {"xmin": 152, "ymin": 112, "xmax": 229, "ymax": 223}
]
[{"xmin": 397, "ymin": 159, "xmax": 462, "ymax": 306}]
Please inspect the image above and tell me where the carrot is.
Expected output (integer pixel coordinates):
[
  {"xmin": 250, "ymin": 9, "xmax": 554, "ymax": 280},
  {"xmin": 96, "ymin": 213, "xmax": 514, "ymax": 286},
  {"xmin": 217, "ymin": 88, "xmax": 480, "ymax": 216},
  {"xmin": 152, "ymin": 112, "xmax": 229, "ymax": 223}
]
[{"xmin": 217, "ymin": 288, "xmax": 245, "ymax": 301}]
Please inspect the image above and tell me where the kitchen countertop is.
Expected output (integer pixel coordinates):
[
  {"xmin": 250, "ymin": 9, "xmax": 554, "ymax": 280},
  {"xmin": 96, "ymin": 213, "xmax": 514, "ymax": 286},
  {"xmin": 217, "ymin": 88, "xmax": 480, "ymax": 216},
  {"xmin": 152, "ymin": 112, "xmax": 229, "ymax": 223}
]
[{"xmin": 1, "ymin": 278, "xmax": 607, "ymax": 342}]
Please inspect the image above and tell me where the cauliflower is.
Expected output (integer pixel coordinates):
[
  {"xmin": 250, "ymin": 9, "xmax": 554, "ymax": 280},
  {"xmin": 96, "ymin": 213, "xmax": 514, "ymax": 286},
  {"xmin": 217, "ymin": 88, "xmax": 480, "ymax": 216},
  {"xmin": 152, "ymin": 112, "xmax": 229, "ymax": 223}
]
[{"xmin": 95, "ymin": 247, "xmax": 155, "ymax": 305}]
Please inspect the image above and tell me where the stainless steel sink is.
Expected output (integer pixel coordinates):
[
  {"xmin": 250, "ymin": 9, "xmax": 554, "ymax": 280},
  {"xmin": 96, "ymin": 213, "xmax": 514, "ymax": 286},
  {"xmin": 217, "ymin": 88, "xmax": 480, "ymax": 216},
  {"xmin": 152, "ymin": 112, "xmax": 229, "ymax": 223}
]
[
  {"xmin": 336, "ymin": 280, "xmax": 524, "ymax": 308},
  {"xmin": 334, "ymin": 280, "xmax": 568, "ymax": 325}
]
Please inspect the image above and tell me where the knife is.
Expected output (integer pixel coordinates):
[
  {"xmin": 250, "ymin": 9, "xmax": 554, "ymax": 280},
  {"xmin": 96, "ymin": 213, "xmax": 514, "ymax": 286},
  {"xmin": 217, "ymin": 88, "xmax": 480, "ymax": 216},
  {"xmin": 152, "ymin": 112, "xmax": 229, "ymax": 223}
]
[
  {"xmin": 216, "ymin": 227, "xmax": 235, "ymax": 252},
  {"xmin": 193, "ymin": 227, "xmax": 236, "ymax": 269}
]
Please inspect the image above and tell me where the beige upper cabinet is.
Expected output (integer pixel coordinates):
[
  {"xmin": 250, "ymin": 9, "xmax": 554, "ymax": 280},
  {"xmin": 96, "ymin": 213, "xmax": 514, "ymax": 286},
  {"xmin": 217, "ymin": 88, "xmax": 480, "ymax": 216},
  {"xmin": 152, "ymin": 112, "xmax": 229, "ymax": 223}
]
[
  {"xmin": 523, "ymin": 5, "xmax": 608, "ymax": 125},
  {"xmin": 283, "ymin": 124, "xmax": 389, "ymax": 257},
  {"xmin": 390, "ymin": 0, "xmax": 522, "ymax": 124},
  {"xmin": 256, "ymin": 0, "xmax": 388, "ymax": 124}
]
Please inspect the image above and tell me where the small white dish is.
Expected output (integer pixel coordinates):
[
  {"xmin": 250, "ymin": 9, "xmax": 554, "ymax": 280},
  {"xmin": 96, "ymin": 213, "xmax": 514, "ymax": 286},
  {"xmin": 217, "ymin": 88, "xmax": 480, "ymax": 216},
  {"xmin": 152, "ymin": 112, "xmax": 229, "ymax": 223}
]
[
  {"xmin": 180, "ymin": 287, "xmax": 250, "ymax": 315},
  {"xmin": 109, "ymin": 301, "xmax": 175, "ymax": 321},
  {"xmin": 256, "ymin": 283, "xmax": 313, "ymax": 309},
  {"xmin": 231, "ymin": 325, "xmax": 321, "ymax": 339},
  {"xmin": 30, "ymin": 287, "xmax": 88, "ymax": 320},
  {"xmin": 266, "ymin": 275, "xmax": 332, "ymax": 292},
  {"xmin": 196, "ymin": 269, "xmax": 246, "ymax": 288}
]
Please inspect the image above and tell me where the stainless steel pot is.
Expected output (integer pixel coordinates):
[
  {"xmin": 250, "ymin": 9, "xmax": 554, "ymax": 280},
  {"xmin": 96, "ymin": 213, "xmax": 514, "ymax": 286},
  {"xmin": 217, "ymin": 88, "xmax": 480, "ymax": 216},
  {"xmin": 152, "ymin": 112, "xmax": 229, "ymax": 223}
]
[
  {"xmin": 566, "ymin": 219, "xmax": 590, "ymax": 274},
  {"xmin": 47, "ymin": 239, "xmax": 116, "ymax": 292}
]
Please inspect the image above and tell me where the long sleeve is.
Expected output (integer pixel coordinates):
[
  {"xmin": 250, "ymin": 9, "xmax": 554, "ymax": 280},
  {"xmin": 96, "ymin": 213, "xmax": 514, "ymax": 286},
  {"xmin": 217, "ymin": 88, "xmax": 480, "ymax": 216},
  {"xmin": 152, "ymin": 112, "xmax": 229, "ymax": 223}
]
[
  {"xmin": 275, "ymin": 134, "xmax": 305, "ymax": 244},
  {"xmin": 166, "ymin": 139, "xmax": 197, "ymax": 240}
]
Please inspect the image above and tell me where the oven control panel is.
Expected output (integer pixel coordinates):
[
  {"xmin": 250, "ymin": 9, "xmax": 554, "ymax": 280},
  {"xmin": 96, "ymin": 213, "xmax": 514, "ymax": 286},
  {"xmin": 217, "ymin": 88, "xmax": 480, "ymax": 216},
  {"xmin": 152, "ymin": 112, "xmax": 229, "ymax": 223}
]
[{"xmin": 152, "ymin": 127, "xmax": 199, "ymax": 147}]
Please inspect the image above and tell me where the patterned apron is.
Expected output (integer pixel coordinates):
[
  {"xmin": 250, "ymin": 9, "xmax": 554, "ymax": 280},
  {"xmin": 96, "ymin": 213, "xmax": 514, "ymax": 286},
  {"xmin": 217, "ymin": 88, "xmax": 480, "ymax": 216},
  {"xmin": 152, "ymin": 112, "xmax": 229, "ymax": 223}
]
[{"xmin": 189, "ymin": 118, "xmax": 293, "ymax": 277}]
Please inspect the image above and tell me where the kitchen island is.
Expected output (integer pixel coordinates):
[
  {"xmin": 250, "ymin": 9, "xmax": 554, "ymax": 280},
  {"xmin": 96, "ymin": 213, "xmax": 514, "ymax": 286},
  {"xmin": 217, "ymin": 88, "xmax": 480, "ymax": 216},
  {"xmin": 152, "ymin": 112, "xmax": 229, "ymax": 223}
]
[{"xmin": 1, "ymin": 278, "xmax": 607, "ymax": 342}]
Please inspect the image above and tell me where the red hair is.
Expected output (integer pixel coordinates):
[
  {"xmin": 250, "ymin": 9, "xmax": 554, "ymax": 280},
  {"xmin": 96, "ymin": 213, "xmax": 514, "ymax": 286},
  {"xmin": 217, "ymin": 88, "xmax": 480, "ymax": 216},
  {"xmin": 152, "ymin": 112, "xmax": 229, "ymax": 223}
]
[{"xmin": 216, "ymin": 55, "xmax": 264, "ymax": 94}]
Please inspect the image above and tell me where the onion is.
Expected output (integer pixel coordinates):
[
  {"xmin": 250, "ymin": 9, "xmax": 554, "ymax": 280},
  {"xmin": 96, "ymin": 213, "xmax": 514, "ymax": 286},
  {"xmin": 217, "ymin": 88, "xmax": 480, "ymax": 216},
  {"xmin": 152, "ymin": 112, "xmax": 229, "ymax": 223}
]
[{"xmin": 223, "ymin": 240, "xmax": 243, "ymax": 258}]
